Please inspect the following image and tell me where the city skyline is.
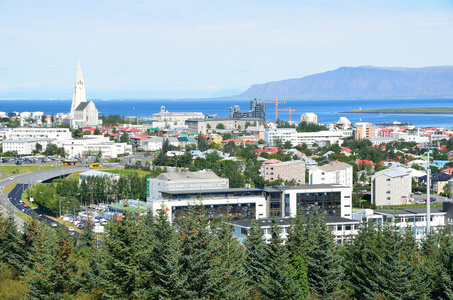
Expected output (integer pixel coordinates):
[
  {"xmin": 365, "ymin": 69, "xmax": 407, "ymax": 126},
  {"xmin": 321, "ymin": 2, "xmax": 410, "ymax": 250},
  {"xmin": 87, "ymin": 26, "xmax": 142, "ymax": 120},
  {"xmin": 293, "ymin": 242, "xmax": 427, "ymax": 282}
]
[{"xmin": 1, "ymin": 0, "xmax": 452, "ymax": 99}]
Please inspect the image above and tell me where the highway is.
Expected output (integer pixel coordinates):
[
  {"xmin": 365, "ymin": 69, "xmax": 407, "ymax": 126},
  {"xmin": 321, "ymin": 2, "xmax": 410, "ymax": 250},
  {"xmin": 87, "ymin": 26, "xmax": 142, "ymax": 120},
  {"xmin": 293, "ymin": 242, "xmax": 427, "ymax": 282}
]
[{"xmin": 0, "ymin": 165, "xmax": 86, "ymax": 233}]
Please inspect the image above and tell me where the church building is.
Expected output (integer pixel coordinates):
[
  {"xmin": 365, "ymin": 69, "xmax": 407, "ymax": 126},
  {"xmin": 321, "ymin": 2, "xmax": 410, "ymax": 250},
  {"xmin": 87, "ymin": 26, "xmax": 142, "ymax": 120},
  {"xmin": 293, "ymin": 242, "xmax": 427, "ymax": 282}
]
[{"xmin": 66, "ymin": 63, "xmax": 101, "ymax": 128}]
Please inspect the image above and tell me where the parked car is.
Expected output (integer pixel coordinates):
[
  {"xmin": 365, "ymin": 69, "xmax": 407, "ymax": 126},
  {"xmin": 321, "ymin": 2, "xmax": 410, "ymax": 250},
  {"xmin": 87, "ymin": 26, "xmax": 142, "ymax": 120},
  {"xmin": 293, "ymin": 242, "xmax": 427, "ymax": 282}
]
[
  {"xmin": 76, "ymin": 223, "xmax": 85, "ymax": 230},
  {"xmin": 430, "ymin": 197, "xmax": 436, "ymax": 202},
  {"xmin": 415, "ymin": 191, "xmax": 422, "ymax": 195},
  {"xmin": 416, "ymin": 200, "xmax": 425, "ymax": 204},
  {"xmin": 52, "ymin": 222, "xmax": 58, "ymax": 227}
]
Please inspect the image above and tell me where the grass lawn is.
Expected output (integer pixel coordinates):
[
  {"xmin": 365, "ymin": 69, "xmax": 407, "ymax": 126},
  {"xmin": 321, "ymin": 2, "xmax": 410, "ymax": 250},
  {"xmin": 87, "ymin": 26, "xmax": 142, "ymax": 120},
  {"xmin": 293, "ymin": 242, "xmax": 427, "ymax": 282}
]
[
  {"xmin": 21, "ymin": 187, "xmax": 39, "ymax": 209},
  {"xmin": 2, "ymin": 182, "xmax": 17, "ymax": 193},
  {"xmin": 386, "ymin": 203, "xmax": 443, "ymax": 209},
  {"xmin": 14, "ymin": 212, "xmax": 33, "ymax": 223},
  {"xmin": 0, "ymin": 165, "xmax": 58, "ymax": 175},
  {"xmin": 103, "ymin": 169, "xmax": 150, "ymax": 176}
]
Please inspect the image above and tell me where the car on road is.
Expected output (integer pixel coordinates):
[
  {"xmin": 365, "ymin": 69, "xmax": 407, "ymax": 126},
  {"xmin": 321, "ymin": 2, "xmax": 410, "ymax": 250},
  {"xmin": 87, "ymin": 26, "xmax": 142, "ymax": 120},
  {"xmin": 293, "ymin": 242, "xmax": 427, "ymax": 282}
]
[
  {"xmin": 23, "ymin": 204, "xmax": 29, "ymax": 208},
  {"xmin": 52, "ymin": 222, "xmax": 58, "ymax": 227},
  {"xmin": 414, "ymin": 191, "xmax": 422, "ymax": 195},
  {"xmin": 416, "ymin": 200, "xmax": 425, "ymax": 204},
  {"xmin": 430, "ymin": 197, "xmax": 436, "ymax": 202},
  {"xmin": 67, "ymin": 227, "xmax": 75, "ymax": 235},
  {"xmin": 9, "ymin": 176, "xmax": 14, "ymax": 180}
]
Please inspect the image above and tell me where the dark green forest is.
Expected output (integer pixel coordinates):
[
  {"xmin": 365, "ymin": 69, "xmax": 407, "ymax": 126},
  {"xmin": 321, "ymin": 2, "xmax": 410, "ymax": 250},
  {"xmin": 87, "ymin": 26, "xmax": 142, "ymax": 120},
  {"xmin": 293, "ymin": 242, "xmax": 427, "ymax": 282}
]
[{"xmin": 2, "ymin": 206, "xmax": 453, "ymax": 299}]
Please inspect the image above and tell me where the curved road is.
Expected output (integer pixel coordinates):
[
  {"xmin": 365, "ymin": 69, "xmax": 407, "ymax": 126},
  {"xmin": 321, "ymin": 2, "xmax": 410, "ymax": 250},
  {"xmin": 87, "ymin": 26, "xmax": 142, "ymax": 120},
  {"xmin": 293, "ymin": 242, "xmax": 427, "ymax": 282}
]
[{"xmin": 0, "ymin": 165, "xmax": 86, "ymax": 233}]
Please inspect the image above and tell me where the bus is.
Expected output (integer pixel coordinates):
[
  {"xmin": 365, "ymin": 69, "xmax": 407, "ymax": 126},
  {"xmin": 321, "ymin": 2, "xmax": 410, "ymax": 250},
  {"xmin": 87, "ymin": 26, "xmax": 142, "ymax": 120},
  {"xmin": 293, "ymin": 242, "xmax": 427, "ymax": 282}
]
[
  {"xmin": 61, "ymin": 160, "xmax": 79, "ymax": 166},
  {"xmin": 89, "ymin": 163, "xmax": 102, "ymax": 168}
]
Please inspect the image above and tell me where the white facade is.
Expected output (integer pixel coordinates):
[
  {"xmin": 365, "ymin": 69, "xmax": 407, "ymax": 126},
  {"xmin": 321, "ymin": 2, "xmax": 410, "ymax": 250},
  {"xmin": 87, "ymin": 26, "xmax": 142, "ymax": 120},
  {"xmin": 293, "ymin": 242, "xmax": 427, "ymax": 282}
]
[
  {"xmin": 151, "ymin": 106, "xmax": 204, "ymax": 128},
  {"xmin": 301, "ymin": 113, "xmax": 318, "ymax": 124},
  {"xmin": 70, "ymin": 62, "xmax": 87, "ymax": 118},
  {"xmin": 265, "ymin": 128, "xmax": 347, "ymax": 147},
  {"xmin": 2, "ymin": 138, "xmax": 55, "ymax": 155},
  {"xmin": 309, "ymin": 161, "xmax": 353, "ymax": 187},
  {"xmin": 73, "ymin": 101, "xmax": 100, "ymax": 127},
  {"xmin": 372, "ymin": 167, "xmax": 412, "ymax": 206},
  {"xmin": 62, "ymin": 136, "xmax": 131, "ymax": 158},
  {"xmin": 143, "ymin": 137, "xmax": 164, "ymax": 151},
  {"xmin": 230, "ymin": 217, "xmax": 360, "ymax": 244},
  {"xmin": 281, "ymin": 184, "xmax": 353, "ymax": 218},
  {"xmin": 5, "ymin": 127, "xmax": 71, "ymax": 141}
]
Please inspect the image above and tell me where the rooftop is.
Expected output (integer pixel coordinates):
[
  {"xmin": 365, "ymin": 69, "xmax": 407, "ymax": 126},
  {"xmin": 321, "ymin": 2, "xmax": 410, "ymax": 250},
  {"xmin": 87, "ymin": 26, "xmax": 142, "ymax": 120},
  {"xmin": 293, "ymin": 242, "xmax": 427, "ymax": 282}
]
[
  {"xmin": 317, "ymin": 161, "xmax": 352, "ymax": 171},
  {"xmin": 228, "ymin": 216, "xmax": 359, "ymax": 228},
  {"xmin": 156, "ymin": 170, "xmax": 222, "ymax": 181}
]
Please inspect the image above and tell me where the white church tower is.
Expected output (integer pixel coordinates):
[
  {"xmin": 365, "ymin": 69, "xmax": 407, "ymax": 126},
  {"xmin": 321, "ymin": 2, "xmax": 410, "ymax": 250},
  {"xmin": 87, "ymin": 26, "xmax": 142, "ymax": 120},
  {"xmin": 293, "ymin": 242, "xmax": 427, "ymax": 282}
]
[
  {"xmin": 66, "ymin": 62, "xmax": 101, "ymax": 128},
  {"xmin": 70, "ymin": 62, "xmax": 87, "ymax": 118}
]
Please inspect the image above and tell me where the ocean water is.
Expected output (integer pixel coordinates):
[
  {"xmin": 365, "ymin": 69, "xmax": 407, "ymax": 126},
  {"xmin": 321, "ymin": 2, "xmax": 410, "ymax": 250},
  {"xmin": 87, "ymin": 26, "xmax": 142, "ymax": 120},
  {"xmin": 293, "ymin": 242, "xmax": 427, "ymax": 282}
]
[{"xmin": 1, "ymin": 98, "xmax": 453, "ymax": 127}]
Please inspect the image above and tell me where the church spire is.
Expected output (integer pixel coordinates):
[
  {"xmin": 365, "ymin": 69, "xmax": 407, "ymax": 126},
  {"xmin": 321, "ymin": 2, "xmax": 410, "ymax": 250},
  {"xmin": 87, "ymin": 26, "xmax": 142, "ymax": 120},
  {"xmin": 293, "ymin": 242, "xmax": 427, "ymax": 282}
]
[{"xmin": 70, "ymin": 62, "xmax": 87, "ymax": 117}]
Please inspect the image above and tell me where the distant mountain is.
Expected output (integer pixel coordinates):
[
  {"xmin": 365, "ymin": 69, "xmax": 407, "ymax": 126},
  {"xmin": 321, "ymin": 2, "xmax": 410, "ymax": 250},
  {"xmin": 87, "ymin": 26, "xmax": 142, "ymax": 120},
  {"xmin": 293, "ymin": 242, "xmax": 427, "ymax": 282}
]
[{"xmin": 238, "ymin": 66, "xmax": 453, "ymax": 99}]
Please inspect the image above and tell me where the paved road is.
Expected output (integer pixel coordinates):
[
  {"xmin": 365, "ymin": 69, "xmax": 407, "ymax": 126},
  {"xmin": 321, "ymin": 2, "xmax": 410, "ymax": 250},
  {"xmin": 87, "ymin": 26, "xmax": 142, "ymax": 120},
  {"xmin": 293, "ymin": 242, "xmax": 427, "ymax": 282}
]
[{"xmin": 0, "ymin": 165, "xmax": 86, "ymax": 233}]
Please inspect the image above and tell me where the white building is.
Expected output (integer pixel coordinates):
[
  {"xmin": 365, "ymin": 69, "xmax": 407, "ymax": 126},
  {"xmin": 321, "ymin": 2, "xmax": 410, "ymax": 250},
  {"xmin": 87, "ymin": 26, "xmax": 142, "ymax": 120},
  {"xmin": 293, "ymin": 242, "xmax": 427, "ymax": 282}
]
[
  {"xmin": 276, "ymin": 184, "xmax": 352, "ymax": 219},
  {"xmin": 147, "ymin": 171, "xmax": 229, "ymax": 200},
  {"xmin": 5, "ymin": 127, "xmax": 71, "ymax": 141},
  {"xmin": 228, "ymin": 216, "xmax": 360, "ymax": 244},
  {"xmin": 66, "ymin": 63, "xmax": 101, "ymax": 128},
  {"xmin": 300, "ymin": 113, "xmax": 318, "ymax": 124},
  {"xmin": 78, "ymin": 169, "xmax": 120, "ymax": 184},
  {"xmin": 309, "ymin": 161, "xmax": 353, "ymax": 187},
  {"xmin": 265, "ymin": 128, "xmax": 347, "ymax": 147},
  {"xmin": 371, "ymin": 167, "xmax": 412, "ymax": 206},
  {"xmin": 62, "ymin": 136, "xmax": 131, "ymax": 158},
  {"xmin": 149, "ymin": 106, "xmax": 205, "ymax": 128},
  {"xmin": 353, "ymin": 207, "xmax": 447, "ymax": 242},
  {"xmin": 143, "ymin": 137, "xmax": 164, "ymax": 151},
  {"xmin": 2, "ymin": 138, "xmax": 55, "ymax": 155}
]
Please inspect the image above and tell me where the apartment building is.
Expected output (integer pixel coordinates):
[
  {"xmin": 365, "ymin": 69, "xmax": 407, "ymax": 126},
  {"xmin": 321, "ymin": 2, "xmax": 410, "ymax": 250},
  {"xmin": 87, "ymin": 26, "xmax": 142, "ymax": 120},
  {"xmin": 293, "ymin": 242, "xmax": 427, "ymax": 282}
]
[
  {"xmin": 61, "ymin": 136, "xmax": 131, "ymax": 158},
  {"xmin": 300, "ymin": 113, "xmax": 318, "ymax": 124},
  {"xmin": 265, "ymin": 128, "xmax": 348, "ymax": 147},
  {"xmin": 261, "ymin": 160, "xmax": 305, "ymax": 183},
  {"xmin": 309, "ymin": 161, "xmax": 353, "ymax": 187},
  {"xmin": 353, "ymin": 122, "xmax": 375, "ymax": 140},
  {"xmin": 371, "ymin": 167, "xmax": 411, "ymax": 206}
]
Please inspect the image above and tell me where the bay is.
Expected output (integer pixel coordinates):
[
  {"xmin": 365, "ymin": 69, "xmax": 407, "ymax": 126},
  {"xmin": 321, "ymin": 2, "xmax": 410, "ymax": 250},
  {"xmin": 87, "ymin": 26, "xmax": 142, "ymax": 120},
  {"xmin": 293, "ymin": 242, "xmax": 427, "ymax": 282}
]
[{"xmin": 1, "ymin": 98, "xmax": 453, "ymax": 127}]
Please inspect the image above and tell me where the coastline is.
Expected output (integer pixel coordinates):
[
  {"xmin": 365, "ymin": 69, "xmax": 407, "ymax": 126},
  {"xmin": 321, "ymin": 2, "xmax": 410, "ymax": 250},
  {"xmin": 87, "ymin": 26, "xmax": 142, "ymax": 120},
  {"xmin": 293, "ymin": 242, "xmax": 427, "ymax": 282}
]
[{"xmin": 344, "ymin": 107, "xmax": 453, "ymax": 114}]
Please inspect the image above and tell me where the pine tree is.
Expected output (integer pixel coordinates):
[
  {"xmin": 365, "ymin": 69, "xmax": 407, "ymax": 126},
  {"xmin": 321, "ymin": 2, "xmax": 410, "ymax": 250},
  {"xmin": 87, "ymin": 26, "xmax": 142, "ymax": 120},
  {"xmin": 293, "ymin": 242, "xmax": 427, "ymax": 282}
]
[
  {"xmin": 0, "ymin": 212, "xmax": 23, "ymax": 273},
  {"xmin": 101, "ymin": 212, "xmax": 146, "ymax": 298},
  {"xmin": 259, "ymin": 218, "xmax": 302, "ymax": 300},
  {"xmin": 172, "ymin": 203, "xmax": 221, "ymax": 299},
  {"xmin": 26, "ymin": 223, "xmax": 59, "ymax": 299},
  {"xmin": 213, "ymin": 215, "xmax": 249, "ymax": 299},
  {"xmin": 303, "ymin": 211, "xmax": 343, "ymax": 299},
  {"xmin": 243, "ymin": 219, "xmax": 268, "ymax": 298}
]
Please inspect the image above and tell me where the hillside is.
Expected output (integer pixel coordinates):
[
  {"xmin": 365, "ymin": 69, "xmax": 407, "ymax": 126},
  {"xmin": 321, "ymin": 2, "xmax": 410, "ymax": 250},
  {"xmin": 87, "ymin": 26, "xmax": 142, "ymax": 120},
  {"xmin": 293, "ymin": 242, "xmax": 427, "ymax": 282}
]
[{"xmin": 238, "ymin": 66, "xmax": 453, "ymax": 99}]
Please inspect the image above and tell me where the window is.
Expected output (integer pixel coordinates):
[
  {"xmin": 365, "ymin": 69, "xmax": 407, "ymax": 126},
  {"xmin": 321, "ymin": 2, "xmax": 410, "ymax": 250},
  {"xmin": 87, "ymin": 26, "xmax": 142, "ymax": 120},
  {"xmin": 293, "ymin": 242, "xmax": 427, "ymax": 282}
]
[
  {"xmin": 241, "ymin": 228, "xmax": 248, "ymax": 235},
  {"xmin": 337, "ymin": 225, "xmax": 342, "ymax": 231},
  {"xmin": 386, "ymin": 191, "xmax": 391, "ymax": 194},
  {"xmin": 345, "ymin": 225, "xmax": 352, "ymax": 231},
  {"xmin": 386, "ymin": 178, "xmax": 391, "ymax": 181}
]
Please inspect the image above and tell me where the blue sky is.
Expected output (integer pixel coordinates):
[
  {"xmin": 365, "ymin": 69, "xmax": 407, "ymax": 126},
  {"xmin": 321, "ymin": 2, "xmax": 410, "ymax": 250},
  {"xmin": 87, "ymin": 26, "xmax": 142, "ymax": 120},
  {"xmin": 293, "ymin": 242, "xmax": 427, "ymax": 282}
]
[{"xmin": 0, "ymin": 0, "xmax": 452, "ymax": 99}]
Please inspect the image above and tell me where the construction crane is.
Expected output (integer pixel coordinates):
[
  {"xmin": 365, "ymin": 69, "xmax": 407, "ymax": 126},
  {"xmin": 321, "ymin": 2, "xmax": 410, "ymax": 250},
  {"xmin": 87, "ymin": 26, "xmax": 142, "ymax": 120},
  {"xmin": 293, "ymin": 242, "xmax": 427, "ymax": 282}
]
[
  {"xmin": 278, "ymin": 107, "xmax": 296, "ymax": 122},
  {"xmin": 255, "ymin": 97, "xmax": 285, "ymax": 122}
]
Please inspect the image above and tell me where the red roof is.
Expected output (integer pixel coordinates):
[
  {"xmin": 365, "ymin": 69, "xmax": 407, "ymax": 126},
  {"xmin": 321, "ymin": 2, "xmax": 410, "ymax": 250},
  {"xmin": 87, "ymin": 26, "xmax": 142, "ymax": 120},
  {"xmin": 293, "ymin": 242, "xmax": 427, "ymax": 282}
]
[
  {"xmin": 85, "ymin": 128, "xmax": 95, "ymax": 132},
  {"xmin": 130, "ymin": 136, "xmax": 149, "ymax": 140},
  {"xmin": 109, "ymin": 133, "xmax": 119, "ymax": 137},
  {"xmin": 342, "ymin": 147, "xmax": 352, "ymax": 152},
  {"xmin": 263, "ymin": 159, "xmax": 281, "ymax": 164},
  {"xmin": 356, "ymin": 159, "xmax": 375, "ymax": 165},
  {"xmin": 222, "ymin": 139, "xmax": 245, "ymax": 143},
  {"xmin": 127, "ymin": 128, "xmax": 141, "ymax": 132}
]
